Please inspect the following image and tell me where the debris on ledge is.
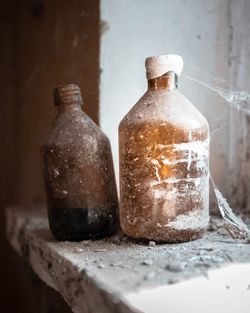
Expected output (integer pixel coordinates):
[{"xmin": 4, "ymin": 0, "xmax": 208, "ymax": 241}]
[{"xmin": 6, "ymin": 206, "xmax": 250, "ymax": 313}]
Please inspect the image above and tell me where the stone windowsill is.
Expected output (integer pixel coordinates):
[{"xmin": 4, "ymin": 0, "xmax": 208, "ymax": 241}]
[{"xmin": 6, "ymin": 206, "xmax": 250, "ymax": 313}]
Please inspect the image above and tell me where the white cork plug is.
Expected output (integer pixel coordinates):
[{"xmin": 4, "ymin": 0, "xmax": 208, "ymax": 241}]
[{"xmin": 145, "ymin": 54, "xmax": 184, "ymax": 80}]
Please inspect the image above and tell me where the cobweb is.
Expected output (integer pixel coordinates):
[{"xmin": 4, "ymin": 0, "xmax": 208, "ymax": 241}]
[
  {"xmin": 183, "ymin": 66, "xmax": 250, "ymax": 241},
  {"xmin": 210, "ymin": 176, "xmax": 250, "ymax": 240},
  {"xmin": 182, "ymin": 65, "xmax": 250, "ymax": 115}
]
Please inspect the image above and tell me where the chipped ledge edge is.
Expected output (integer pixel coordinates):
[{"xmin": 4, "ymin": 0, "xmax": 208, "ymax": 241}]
[{"xmin": 5, "ymin": 206, "xmax": 141, "ymax": 313}]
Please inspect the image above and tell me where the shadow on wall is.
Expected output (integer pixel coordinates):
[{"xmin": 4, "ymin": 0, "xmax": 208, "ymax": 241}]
[{"xmin": 0, "ymin": 0, "xmax": 100, "ymax": 312}]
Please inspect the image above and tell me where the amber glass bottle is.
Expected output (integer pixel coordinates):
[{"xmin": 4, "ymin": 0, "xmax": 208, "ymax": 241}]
[
  {"xmin": 41, "ymin": 84, "xmax": 118, "ymax": 241},
  {"xmin": 119, "ymin": 55, "xmax": 209, "ymax": 242}
]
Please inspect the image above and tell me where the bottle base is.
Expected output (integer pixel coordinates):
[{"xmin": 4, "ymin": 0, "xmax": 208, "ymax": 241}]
[
  {"xmin": 48, "ymin": 207, "xmax": 117, "ymax": 241},
  {"xmin": 121, "ymin": 224, "xmax": 207, "ymax": 243}
]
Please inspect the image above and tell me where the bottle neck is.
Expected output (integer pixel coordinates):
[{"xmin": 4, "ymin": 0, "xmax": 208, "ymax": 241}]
[
  {"xmin": 53, "ymin": 84, "xmax": 83, "ymax": 111},
  {"xmin": 147, "ymin": 71, "xmax": 178, "ymax": 91}
]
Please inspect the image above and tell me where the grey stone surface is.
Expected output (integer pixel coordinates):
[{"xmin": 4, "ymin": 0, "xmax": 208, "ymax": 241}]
[{"xmin": 6, "ymin": 206, "xmax": 250, "ymax": 313}]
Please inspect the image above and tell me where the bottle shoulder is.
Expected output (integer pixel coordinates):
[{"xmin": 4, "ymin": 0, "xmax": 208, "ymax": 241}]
[
  {"xmin": 119, "ymin": 89, "xmax": 209, "ymax": 134},
  {"xmin": 42, "ymin": 109, "xmax": 109, "ymax": 149}
]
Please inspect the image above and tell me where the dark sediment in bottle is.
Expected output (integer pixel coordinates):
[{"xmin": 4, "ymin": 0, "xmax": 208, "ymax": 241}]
[{"xmin": 48, "ymin": 206, "xmax": 117, "ymax": 241}]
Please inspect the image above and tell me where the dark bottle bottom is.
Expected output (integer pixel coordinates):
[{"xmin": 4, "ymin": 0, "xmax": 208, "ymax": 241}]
[{"xmin": 48, "ymin": 206, "xmax": 118, "ymax": 241}]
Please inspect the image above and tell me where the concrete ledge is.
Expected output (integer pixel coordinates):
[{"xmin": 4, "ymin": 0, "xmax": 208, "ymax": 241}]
[{"xmin": 6, "ymin": 206, "xmax": 250, "ymax": 313}]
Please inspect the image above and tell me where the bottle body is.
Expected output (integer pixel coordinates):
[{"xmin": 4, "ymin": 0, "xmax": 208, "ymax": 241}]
[
  {"xmin": 119, "ymin": 87, "xmax": 209, "ymax": 242},
  {"xmin": 41, "ymin": 85, "xmax": 118, "ymax": 241}
]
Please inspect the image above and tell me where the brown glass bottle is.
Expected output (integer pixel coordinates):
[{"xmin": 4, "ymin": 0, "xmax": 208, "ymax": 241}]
[
  {"xmin": 119, "ymin": 55, "xmax": 209, "ymax": 242},
  {"xmin": 41, "ymin": 84, "xmax": 118, "ymax": 241}
]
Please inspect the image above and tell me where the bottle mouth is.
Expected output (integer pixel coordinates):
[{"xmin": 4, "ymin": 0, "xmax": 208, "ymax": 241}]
[
  {"xmin": 145, "ymin": 55, "xmax": 183, "ymax": 80},
  {"xmin": 53, "ymin": 84, "xmax": 83, "ymax": 106}
]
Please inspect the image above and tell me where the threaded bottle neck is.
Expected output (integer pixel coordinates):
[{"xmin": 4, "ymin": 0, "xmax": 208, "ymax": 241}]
[{"xmin": 53, "ymin": 84, "xmax": 83, "ymax": 107}]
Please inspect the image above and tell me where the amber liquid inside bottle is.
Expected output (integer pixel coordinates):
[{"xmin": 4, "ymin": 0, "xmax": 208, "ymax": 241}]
[
  {"xmin": 119, "ymin": 72, "xmax": 209, "ymax": 242},
  {"xmin": 41, "ymin": 84, "xmax": 118, "ymax": 241}
]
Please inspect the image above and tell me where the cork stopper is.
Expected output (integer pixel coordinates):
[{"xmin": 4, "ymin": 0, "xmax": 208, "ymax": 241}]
[
  {"xmin": 53, "ymin": 84, "xmax": 83, "ymax": 106},
  {"xmin": 145, "ymin": 55, "xmax": 183, "ymax": 80}
]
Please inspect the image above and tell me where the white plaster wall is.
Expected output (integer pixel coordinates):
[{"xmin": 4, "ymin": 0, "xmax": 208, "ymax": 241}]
[
  {"xmin": 228, "ymin": 0, "xmax": 250, "ymax": 212},
  {"xmin": 100, "ymin": 0, "xmax": 249, "ymax": 210}
]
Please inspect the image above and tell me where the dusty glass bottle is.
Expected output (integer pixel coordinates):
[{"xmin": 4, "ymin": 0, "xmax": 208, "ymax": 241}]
[
  {"xmin": 119, "ymin": 55, "xmax": 210, "ymax": 242},
  {"xmin": 41, "ymin": 84, "xmax": 118, "ymax": 241}
]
